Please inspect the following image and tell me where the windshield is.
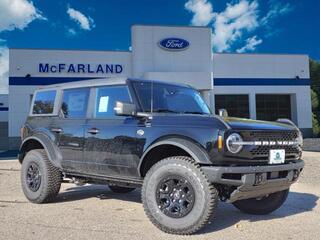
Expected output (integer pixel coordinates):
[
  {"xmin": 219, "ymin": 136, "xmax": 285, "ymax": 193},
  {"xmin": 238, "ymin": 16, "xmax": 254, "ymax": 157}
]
[{"xmin": 133, "ymin": 81, "xmax": 211, "ymax": 115}]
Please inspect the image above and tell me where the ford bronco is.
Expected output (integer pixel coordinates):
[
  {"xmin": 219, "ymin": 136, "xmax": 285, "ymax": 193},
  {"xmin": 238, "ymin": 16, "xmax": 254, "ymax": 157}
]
[{"xmin": 19, "ymin": 78, "xmax": 304, "ymax": 234}]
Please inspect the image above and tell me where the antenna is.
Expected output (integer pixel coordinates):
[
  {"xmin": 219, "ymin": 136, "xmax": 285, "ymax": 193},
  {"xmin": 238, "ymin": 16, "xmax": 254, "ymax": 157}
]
[{"xmin": 150, "ymin": 79, "xmax": 154, "ymax": 114}]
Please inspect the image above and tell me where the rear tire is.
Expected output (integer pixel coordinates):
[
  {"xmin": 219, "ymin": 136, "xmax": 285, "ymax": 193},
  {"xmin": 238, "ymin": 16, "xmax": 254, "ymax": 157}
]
[
  {"xmin": 232, "ymin": 189, "xmax": 289, "ymax": 215},
  {"xmin": 142, "ymin": 156, "xmax": 219, "ymax": 235},
  {"xmin": 108, "ymin": 185, "xmax": 135, "ymax": 193},
  {"xmin": 21, "ymin": 149, "xmax": 62, "ymax": 203}
]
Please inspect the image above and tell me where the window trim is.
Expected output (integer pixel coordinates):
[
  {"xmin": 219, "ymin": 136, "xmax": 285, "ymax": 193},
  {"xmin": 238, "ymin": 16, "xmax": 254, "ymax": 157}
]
[
  {"xmin": 88, "ymin": 84, "xmax": 133, "ymax": 120},
  {"xmin": 29, "ymin": 89, "xmax": 61, "ymax": 117}
]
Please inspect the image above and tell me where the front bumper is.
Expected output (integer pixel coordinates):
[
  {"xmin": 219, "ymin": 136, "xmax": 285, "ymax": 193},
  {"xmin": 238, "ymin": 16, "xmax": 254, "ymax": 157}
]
[{"xmin": 201, "ymin": 160, "xmax": 304, "ymax": 202}]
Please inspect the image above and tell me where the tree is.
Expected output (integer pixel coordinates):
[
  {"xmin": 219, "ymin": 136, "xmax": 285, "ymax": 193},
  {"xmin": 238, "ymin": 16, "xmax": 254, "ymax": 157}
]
[{"xmin": 310, "ymin": 59, "xmax": 320, "ymax": 137}]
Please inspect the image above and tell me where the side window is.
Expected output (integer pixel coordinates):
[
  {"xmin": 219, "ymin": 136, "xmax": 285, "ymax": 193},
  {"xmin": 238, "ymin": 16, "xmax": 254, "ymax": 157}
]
[
  {"xmin": 32, "ymin": 90, "xmax": 56, "ymax": 114},
  {"xmin": 61, "ymin": 88, "xmax": 90, "ymax": 118},
  {"xmin": 94, "ymin": 86, "xmax": 131, "ymax": 118}
]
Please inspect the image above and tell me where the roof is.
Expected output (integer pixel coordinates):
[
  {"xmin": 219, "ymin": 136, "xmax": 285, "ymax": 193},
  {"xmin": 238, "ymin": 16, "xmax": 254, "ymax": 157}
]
[
  {"xmin": 36, "ymin": 77, "xmax": 192, "ymax": 90},
  {"xmin": 38, "ymin": 77, "xmax": 128, "ymax": 90}
]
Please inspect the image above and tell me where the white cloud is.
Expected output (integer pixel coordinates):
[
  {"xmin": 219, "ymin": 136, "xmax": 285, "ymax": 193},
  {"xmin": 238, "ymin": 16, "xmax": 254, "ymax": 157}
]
[
  {"xmin": 236, "ymin": 35, "xmax": 262, "ymax": 53},
  {"xmin": 67, "ymin": 7, "xmax": 95, "ymax": 31},
  {"xmin": 186, "ymin": 0, "xmax": 294, "ymax": 53},
  {"xmin": 0, "ymin": 46, "xmax": 9, "ymax": 94},
  {"xmin": 185, "ymin": 0, "xmax": 214, "ymax": 26},
  {"xmin": 0, "ymin": 0, "xmax": 44, "ymax": 94},
  {"xmin": 0, "ymin": 0, "xmax": 45, "ymax": 32},
  {"xmin": 211, "ymin": 0, "xmax": 259, "ymax": 52},
  {"xmin": 261, "ymin": 0, "xmax": 294, "ymax": 26},
  {"xmin": 67, "ymin": 28, "xmax": 77, "ymax": 36}
]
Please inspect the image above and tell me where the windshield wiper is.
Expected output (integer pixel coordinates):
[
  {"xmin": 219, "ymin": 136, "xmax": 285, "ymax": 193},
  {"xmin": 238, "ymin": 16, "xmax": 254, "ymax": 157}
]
[{"xmin": 183, "ymin": 111, "xmax": 206, "ymax": 115}]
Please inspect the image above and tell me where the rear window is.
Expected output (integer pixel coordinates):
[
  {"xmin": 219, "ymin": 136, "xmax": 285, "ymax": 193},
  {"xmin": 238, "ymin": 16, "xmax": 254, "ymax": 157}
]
[
  {"xmin": 61, "ymin": 88, "xmax": 90, "ymax": 118},
  {"xmin": 32, "ymin": 90, "xmax": 57, "ymax": 115}
]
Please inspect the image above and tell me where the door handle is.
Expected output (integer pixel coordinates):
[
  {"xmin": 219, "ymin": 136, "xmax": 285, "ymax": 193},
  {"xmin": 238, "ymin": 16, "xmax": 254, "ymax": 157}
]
[
  {"xmin": 51, "ymin": 128, "xmax": 62, "ymax": 133},
  {"xmin": 88, "ymin": 128, "xmax": 99, "ymax": 134}
]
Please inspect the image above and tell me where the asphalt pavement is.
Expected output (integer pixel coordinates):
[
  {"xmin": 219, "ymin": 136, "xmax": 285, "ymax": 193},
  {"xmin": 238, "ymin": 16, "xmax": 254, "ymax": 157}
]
[{"xmin": 0, "ymin": 152, "xmax": 319, "ymax": 240}]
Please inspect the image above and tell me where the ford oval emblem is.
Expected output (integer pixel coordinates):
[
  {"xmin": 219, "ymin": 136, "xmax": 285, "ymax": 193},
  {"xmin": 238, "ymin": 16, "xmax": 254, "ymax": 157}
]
[{"xmin": 159, "ymin": 38, "xmax": 190, "ymax": 51}]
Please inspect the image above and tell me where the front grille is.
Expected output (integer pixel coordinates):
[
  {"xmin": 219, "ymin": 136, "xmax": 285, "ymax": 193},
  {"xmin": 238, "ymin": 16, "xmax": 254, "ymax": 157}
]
[
  {"xmin": 241, "ymin": 130, "xmax": 301, "ymax": 160},
  {"xmin": 248, "ymin": 131, "xmax": 298, "ymax": 142}
]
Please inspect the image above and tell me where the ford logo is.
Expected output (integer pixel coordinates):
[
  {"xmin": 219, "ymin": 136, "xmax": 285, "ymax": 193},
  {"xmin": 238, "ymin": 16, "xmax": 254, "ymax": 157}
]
[{"xmin": 159, "ymin": 38, "xmax": 190, "ymax": 51}]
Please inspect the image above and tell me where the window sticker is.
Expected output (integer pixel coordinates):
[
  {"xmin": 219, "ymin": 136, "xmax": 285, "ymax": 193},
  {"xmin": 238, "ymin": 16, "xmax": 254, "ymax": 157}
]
[{"xmin": 98, "ymin": 96, "xmax": 109, "ymax": 113}]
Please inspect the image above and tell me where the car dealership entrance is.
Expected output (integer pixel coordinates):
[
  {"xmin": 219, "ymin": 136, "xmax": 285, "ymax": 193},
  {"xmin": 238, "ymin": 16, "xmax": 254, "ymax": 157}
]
[{"xmin": 6, "ymin": 24, "xmax": 312, "ymax": 149}]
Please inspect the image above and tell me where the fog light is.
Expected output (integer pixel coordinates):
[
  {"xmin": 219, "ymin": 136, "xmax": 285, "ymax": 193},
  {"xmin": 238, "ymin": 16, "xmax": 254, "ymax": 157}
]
[
  {"xmin": 292, "ymin": 170, "xmax": 300, "ymax": 181},
  {"xmin": 255, "ymin": 173, "xmax": 264, "ymax": 185}
]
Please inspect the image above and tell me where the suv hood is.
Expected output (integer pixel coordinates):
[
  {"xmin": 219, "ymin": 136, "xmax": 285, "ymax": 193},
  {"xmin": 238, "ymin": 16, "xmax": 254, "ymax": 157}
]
[{"xmin": 223, "ymin": 117, "xmax": 296, "ymax": 131}]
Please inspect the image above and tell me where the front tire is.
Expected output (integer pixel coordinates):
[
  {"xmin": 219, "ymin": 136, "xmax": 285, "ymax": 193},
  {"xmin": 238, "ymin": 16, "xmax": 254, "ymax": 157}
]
[
  {"xmin": 142, "ymin": 156, "xmax": 219, "ymax": 235},
  {"xmin": 232, "ymin": 189, "xmax": 289, "ymax": 215},
  {"xmin": 21, "ymin": 149, "xmax": 62, "ymax": 203}
]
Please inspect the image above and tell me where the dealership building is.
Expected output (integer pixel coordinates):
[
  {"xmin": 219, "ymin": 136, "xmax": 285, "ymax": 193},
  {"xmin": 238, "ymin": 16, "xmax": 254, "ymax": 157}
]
[{"xmin": 0, "ymin": 25, "xmax": 312, "ymax": 149}]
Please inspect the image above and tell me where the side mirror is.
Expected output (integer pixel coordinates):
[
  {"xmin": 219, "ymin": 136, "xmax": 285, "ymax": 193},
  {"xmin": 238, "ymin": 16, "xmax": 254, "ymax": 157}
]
[
  {"xmin": 114, "ymin": 101, "xmax": 136, "ymax": 116},
  {"xmin": 218, "ymin": 109, "xmax": 228, "ymax": 117}
]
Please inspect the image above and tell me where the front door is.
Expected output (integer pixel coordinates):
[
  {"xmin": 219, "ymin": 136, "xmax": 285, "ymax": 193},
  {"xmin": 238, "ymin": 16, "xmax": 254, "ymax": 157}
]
[{"xmin": 83, "ymin": 85, "xmax": 144, "ymax": 178}]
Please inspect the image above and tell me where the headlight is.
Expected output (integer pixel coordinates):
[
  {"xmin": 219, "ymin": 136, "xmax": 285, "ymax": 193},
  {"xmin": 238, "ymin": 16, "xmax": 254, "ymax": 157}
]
[
  {"xmin": 226, "ymin": 133, "xmax": 243, "ymax": 154},
  {"xmin": 297, "ymin": 131, "xmax": 303, "ymax": 146}
]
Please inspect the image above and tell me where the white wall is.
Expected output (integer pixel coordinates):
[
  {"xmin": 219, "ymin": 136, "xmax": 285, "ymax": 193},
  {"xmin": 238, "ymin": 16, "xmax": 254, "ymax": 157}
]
[
  {"xmin": 10, "ymin": 49, "xmax": 132, "ymax": 78},
  {"xmin": 213, "ymin": 53, "xmax": 309, "ymax": 79},
  {"xmin": 132, "ymin": 25, "xmax": 213, "ymax": 90}
]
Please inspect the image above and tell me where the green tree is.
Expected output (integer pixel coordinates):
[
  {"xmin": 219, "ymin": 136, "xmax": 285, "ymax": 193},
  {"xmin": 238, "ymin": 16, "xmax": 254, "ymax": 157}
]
[
  {"xmin": 310, "ymin": 59, "xmax": 320, "ymax": 137},
  {"xmin": 311, "ymin": 89, "xmax": 319, "ymax": 110}
]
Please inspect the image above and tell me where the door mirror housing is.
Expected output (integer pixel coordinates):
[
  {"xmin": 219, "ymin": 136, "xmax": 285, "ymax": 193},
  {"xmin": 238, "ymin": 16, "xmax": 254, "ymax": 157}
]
[
  {"xmin": 114, "ymin": 101, "xmax": 136, "ymax": 116},
  {"xmin": 218, "ymin": 109, "xmax": 228, "ymax": 118}
]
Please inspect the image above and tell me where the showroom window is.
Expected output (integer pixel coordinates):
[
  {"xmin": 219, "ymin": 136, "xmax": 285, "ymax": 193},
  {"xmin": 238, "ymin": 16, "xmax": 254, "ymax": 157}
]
[
  {"xmin": 256, "ymin": 94, "xmax": 291, "ymax": 121},
  {"xmin": 215, "ymin": 95, "xmax": 249, "ymax": 118}
]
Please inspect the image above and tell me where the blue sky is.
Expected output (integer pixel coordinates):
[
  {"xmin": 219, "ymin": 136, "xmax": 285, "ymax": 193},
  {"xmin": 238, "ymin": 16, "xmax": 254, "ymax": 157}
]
[{"xmin": 0, "ymin": 0, "xmax": 319, "ymax": 92}]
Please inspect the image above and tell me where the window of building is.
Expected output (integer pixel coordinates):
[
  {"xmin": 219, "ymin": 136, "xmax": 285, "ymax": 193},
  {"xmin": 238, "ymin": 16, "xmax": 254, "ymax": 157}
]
[
  {"xmin": 32, "ymin": 90, "xmax": 56, "ymax": 114},
  {"xmin": 215, "ymin": 95, "xmax": 249, "ymax": 118},
  {"xmin": 256, "ymin": 94, "xmax": 291, "ymax": 121},
  {"xmin": 61, "ymin": 88, "xmax": 90, "ymax": 118},
  {"xmin": 94, "ymin": 86, "xmax": 131, "ymax": 118}
]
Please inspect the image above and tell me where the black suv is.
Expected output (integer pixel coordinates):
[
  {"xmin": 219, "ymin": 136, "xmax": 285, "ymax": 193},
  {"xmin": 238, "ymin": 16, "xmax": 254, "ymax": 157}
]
[{"xmin": 19, "ymin": 78, "xmax": 304, "ymax": 235}]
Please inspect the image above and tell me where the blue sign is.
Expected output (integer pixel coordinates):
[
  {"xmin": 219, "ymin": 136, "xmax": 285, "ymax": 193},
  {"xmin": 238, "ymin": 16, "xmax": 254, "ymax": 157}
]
[
  {"xmin": 159, "ymin": 38, "xmax": 190, "ymax": 51},
  {"xmin": 39, "ymin": 63, "xmax": 123, "ymax": 74}
]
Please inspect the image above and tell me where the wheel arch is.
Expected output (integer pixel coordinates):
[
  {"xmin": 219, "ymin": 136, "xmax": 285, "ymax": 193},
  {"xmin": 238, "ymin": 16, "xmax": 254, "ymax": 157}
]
[
  {"xmin": 19, "ymin": 135, "xmax": 62, "ymax": 169},
  {"xmin": 138, "ymin": 137, "xmax": 212, "ymax": 177}
]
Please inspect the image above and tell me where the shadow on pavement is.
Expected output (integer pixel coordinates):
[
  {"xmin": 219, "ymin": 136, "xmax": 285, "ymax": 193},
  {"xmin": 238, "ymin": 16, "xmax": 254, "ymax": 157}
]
[
  {"xmin": 56, "ymin": 184, "xmax": 141, "ymax": 204},
  {"xmin": 56, "ymin": 185, "xmax": 318, "ymax": 234},
  {"xmin": 201, "ymin": 191, "xmax": 318, "ymax": 234}
]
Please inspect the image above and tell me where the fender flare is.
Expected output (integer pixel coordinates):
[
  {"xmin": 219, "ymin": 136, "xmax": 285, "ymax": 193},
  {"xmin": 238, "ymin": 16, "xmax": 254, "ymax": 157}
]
[
  {"xmin": 138, "ymin": 137, "xmax": 212, "ymax": 175},
  {"xmin": 19, "ymin": 134, "xmax": 62, "ymax": 169}
]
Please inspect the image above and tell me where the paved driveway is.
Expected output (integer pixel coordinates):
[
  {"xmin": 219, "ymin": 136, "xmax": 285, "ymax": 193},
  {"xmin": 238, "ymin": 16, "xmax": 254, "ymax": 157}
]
[{"xmin": 0, "ymin": 152, "xmax": 319, "ymax": 240}]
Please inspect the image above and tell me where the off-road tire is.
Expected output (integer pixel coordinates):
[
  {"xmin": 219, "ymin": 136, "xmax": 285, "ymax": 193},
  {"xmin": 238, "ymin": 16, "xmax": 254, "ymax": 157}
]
[
  {"xmin": 109, "ymin": 185, "xmax": 136, "ymax": 193},
  {"xmin": 142, "ymin": 156, "xmax": 219, "ymax": 235},
  {"xmin": 21, "ymin": 149, "xmax": 62, "ymax": 203},
  {"xmin": 232, "ymin": 189, "xmax": 289, "ymax": 215}
]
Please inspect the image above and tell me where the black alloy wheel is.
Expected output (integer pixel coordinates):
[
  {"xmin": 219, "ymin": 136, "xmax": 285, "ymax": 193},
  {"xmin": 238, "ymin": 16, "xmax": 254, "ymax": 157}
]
[
  {"xmin": 26, "ymin": 162, "xmax": 42, "ymax": 192},
  {"xmin": 156, "ymin": 175, "xmax": 195, "ymax": 218}
]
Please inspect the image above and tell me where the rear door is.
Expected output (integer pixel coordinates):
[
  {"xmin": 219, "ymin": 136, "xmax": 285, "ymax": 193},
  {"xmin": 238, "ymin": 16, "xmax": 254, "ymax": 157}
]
[
  {"xmin": 83, "ymin": 85, "xmax": 142, "ymax": 178},
  {"xmin": 52, "ymin": 87, "xmax": 90, "ymax": 173}
]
